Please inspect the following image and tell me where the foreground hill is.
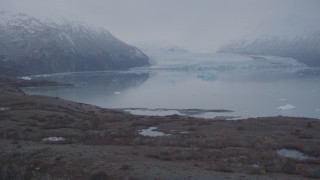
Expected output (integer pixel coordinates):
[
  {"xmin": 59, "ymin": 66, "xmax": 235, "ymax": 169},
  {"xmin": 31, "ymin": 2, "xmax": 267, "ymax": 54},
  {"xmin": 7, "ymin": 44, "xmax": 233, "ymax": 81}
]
[
  {"xmin": 218, "ymin": 32, "xmax": 320, "ymax": 67},
  {"xmin": 0, "ymin": 77, "xmax": 319, "ymax": 179},
  {"xmin": 0, "ymin": 12, "xmax": 150, "ymax": 76}
]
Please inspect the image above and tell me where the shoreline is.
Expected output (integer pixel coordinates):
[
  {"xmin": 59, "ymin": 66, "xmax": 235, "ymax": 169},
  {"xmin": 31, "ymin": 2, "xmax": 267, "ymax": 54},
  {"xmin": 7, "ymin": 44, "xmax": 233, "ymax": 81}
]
[{"xmin": 0, "ymin": 76, "xmax": 319, "ymax": 179}]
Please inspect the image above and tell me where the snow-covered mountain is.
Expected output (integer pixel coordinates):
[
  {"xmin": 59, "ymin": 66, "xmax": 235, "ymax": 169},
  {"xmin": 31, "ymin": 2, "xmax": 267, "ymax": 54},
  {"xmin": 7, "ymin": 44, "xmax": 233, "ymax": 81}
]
[
  {"xmin": 217, "ymin": 32, "xmax": 320, "ymax": 67},
  {"xmin": 0, "ymin": 12, "xmax": 150, "ymax": 76}
]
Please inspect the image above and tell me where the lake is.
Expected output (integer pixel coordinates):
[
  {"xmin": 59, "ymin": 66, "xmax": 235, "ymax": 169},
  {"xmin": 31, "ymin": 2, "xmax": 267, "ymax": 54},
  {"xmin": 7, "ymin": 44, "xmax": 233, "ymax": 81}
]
[{"xmin": 23, "ymin": 52, "xmax": 320, "ymax": 119}]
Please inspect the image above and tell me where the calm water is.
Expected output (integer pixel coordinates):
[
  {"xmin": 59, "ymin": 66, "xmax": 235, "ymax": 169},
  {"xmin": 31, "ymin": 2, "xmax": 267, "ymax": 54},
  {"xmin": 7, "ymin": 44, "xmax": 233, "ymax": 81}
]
[{"xmin": 23, "ymin": 53, "xmax": 320, "ymax": 119}]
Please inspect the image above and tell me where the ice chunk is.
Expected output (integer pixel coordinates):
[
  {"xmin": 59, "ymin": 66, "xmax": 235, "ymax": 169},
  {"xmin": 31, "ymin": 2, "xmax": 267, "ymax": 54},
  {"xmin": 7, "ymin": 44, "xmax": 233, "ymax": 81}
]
[
  {"xmin": 277, "ymin": 149, "xmax": 316, "ymax": 161},
  {"xmin": 196, "ymin": 71, "xmax": 217, "ymax": 81},
  {"xmin": 42, "ymin": 137, "xmax": 65, "ymax": 142},
  {"xmin": 277, "ymin": 104, "xmax": 296, "ymax": 110},
  {"xmin": 138, "ymin": 127, "xmax": 170, "ymax": 137},
  {"xmin": 113, "ymin": 91, "xmax": 121, "ymax": 95}
]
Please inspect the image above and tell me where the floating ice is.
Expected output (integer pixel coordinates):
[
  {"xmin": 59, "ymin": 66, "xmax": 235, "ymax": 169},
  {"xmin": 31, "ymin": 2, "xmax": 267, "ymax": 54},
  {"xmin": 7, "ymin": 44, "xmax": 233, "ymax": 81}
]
[
  {"xmin": 277, "ymin": 104, "xmax": 296, "ymax": 110},
  {"xmin": 138, "ymin": 127, "xmax": 170, "ymax": 137},
  {"xmin": 277, "ymin": 149, "xmax": 316, "ymax": 161},
  {"xmin": 42, "ymin": 137, "xmax": 65, "ymax": 142},
  {"xmin": 114, "ymin": 92, "xmax": 121, "ymax": 95},
  {"xmin": 278, "ymin": 98, "xmax": 288, "ymax": 101},
  {"xmin": 196, "ymin": 71, "xmax": 217, "ymax": 81}
]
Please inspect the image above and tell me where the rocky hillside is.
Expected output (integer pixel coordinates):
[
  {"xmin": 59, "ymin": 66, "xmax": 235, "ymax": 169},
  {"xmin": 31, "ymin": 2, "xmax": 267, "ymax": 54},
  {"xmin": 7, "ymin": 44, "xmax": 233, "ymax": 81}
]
[
  {"xmin": 218, "ymin": 32, "xmax": 320, "ymax": 67},
  {"xmin": 0, "ymin": 12, "xmax": 150, "ymax": 76}
]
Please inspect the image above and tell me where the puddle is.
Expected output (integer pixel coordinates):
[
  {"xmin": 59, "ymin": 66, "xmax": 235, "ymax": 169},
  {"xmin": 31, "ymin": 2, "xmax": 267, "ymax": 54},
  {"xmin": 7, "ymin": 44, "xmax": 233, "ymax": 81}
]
[
  {"xmin": 276, "ymin": 149, "xmax": 316, "ymax": 160},
  {"xmin": 126, "ymin": 109, "xmax": 182, "ymax": 116},
  {"xmin": 42, "ymin": 137, "xmax": 66, "ymax": 142},
  {"xmin": 138, "ymin": 127, "xmax": 171, "ymax": 137},
  {"xmin": 277, "ymin": 104, "xmax": 296, "ymax": 110},
  {"xmin": 122, "ymin": 108, "xmax": 233, "ymax": 118}
]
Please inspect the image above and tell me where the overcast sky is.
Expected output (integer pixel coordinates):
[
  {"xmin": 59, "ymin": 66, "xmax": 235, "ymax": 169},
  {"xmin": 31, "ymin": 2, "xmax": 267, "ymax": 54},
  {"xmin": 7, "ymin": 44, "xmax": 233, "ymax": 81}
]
[{"xmin": 1, "ymin": 0, "xmax": 320, "ymax": 52}]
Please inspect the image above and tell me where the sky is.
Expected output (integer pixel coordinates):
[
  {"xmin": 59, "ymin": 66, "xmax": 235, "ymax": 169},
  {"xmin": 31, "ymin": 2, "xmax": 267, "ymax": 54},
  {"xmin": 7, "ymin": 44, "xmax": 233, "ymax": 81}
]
[{"xmin": 1, "ymin": 0, "xmax": 320, "ymax": 52}]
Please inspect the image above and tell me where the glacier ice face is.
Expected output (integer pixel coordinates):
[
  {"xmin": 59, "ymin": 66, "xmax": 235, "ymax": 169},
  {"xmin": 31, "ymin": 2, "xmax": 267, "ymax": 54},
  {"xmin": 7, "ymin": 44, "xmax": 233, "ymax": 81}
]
[{"xmin": 136, "ymin": 51, "xmax": 307, "ymax": 76}]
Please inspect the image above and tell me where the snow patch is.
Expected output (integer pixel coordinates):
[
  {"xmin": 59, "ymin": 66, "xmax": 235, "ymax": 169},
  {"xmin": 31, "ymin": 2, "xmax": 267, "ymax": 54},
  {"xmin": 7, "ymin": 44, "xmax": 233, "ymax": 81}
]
[
  {"xmin": 277, "ymin": 104, "xmax": 296, "ymax": 110},
  {"xmin": 138, "ymin": 127, "xmax": 170, "ymax": 137},
  {"xmin": 20, "ymin": 76, "xmax": 31, "ymax": 80},
  {"xmin": 42, "ymin": 137, "xmax": 65, "ymax": 142},
  {"xmin": 277, "ymin": 149, "xmax": 316, "ymax": 161}
]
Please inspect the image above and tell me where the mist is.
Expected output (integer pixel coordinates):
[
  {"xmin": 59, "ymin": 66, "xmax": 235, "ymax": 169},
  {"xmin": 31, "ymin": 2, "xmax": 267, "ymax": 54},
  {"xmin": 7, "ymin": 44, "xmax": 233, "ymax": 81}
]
[{"xmin": 1, "ymin": 0, "xmax": 320, "ymax": 52}]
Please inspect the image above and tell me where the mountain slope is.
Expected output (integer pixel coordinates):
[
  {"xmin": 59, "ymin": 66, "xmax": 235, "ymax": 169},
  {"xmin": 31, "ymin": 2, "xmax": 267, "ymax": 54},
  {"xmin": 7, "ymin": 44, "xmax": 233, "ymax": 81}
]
[
  {"xmin": 0, "ymin": 12, "xmax": 150, "ymax": 76},
  {"xmin": 217, "ymin": 32, "xmax": 320, "ymax": 67}
]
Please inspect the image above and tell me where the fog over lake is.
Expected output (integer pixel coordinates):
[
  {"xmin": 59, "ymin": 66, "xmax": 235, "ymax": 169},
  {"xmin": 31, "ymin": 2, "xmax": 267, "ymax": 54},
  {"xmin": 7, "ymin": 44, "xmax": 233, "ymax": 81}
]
[{"xmin": 23, "ymin": 52, "xmax": 320, "ymax": 119}]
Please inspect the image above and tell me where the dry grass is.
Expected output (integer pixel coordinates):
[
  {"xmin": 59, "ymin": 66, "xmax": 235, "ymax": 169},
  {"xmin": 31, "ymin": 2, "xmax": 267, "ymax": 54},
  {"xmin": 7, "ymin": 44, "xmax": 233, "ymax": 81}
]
[{"xmin": 0, "ymin": 80, "xmax": 320, "ymax": 179}]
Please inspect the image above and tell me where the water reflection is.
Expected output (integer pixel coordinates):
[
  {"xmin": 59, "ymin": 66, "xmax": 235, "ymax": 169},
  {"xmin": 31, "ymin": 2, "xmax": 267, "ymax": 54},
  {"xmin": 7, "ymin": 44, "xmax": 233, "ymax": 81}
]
[
  {"xmin": 24, "ymin": 71, "xmax": 150, "ymax": 106},
  {"xmin": 23, "ymin": 53, "xmax": 320, "ymax": 119}
]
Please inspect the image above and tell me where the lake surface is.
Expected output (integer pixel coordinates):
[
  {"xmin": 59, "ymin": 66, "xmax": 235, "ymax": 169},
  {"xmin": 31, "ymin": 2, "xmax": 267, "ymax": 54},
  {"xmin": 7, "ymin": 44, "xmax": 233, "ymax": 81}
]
[{"xmin": 23, "ymin": 53, "xmax": 320, "ymax": 119}]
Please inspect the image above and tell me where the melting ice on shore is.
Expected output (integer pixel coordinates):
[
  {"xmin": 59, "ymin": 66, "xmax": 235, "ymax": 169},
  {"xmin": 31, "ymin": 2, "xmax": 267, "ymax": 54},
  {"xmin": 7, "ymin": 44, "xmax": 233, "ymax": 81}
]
[
  {"xmin": 277, "ymin": 149, "xmax": 316, "ymax": 161},
  {"xmin": 42, "ymin": 137, "xmax": 66, "ymax": 142},
  {"xmin": 20, "ymin": 76, "xmax": 32, "ymax": 80},
  {"xmin": 138, "ymin": 127, "xmax": 170, "ymax": 137},
  {"xmin": 277, "ymin": 104, "xmax": 296, "ymax": 110}
]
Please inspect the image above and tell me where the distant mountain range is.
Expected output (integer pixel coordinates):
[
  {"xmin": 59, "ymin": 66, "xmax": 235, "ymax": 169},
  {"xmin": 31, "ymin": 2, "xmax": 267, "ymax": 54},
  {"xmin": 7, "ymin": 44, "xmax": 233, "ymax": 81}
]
[
  {"xmin": 218, "ymin": 31, "xmax": 320, "ymax": 67},
  {"xmin": 0, "ymin": 12, "xmax": 150, "ymax": 76},
  {"xmin": 132, "ymin": 41, "xmax": 189, "ymax": 55}
]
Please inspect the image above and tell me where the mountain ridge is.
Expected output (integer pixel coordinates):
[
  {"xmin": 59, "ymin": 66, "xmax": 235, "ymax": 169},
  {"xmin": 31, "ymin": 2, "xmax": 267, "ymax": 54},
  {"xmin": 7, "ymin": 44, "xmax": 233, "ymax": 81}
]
[
  {"xmin": 0, "ymin": 12, "xmax": 150, "ymax": 76},
  {"xmin": 217, "ymin": 32, "xmax": 320, "ymax": 67}
]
